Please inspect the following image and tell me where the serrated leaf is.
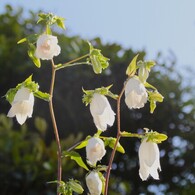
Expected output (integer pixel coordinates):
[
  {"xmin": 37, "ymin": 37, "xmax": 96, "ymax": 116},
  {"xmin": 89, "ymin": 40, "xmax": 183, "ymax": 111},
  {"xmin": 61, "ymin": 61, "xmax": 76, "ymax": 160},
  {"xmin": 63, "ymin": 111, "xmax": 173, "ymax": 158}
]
[
  {"xmin": 34, "ymin": 91, "xmax": 50, "ymax": 101},
  {"xmin": 68, "ymin": 180, "xmax": 84, "ymax": 194},
  {"xmin": 63, "ymin": 151, "xmax": 89, "ymax": 171},
  {"xmin": 126, "ymin": 54, "xmax": 139, "ymax": 76},
  {"xmin": 146, "ymin": 131, "xmax": 168, "ymax": 143},
  {"xmin": 104, "ymin": 137, "xmax": 125, "ymax": 154}
]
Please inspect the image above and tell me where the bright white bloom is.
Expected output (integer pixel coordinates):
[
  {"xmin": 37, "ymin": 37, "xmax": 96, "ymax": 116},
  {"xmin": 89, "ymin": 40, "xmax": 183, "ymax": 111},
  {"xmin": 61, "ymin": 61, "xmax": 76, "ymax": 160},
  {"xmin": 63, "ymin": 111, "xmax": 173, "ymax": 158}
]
[
  {"xmin": 7, "ymin": 87, "xmax": 34, "ymax": 125},
  {"xmin": 125, "ymin": 77, "xmax": 148, "ymax": 109},
  {"xmin": 90, "ymin": 93, "xmax": 115, "ymax": 131},
  {"xmin": 86, "ymin": 137, "xmax": 106, "ymax": 166},
  {"xmin": 86, "ymin": 171, "xmax": 102, "ymax": 195},
  {"xmin": 138, "ymin": 139, "xmax": 161, "ymax": 181},
  {"xmin": 35, "ymin": 34, "xmax": 61, "ymax": 60}
]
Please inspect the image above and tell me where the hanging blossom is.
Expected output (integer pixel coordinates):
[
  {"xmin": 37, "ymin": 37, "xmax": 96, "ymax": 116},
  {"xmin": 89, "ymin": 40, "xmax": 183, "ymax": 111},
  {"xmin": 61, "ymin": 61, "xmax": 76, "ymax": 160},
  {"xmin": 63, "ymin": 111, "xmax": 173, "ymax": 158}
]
[
  {"xmin": 138, "ymin": 138, "xmax": 161, "ymax": 181},
  {"xmin": 125, "ymin": 76, "xmax": 148, "ymax": 109},
  {"xmin": 86, "ymin": 171, "xmax": 102, "ymax": 195},
  {"xmin": 90, "ymin": 93, "xmax": 115, "ymax": 131},
  {"xmin": 86, "ymin": 137, "xmax": 106, "ymax": 166},
  {"xmin": 35, "ymin": 34, "xmax": 61, "ymax": 60},
  {"xmin": 7, "ymin": 87, "xmax": 34, "ymax": 125}
]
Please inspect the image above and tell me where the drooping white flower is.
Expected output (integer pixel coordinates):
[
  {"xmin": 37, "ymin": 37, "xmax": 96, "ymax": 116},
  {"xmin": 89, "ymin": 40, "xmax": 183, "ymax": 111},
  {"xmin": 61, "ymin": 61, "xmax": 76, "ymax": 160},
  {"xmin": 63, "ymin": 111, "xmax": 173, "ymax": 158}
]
[
  {"xmin": 86, "ymin": 171, "xmax": 102, "ymax": 195},
  {"xmin": 138, "ymin": 139, "xmax": 161, "ymax": 181},
  {"xmin": 125, "ymin": 76, "xmax": 148, "ymax": 109},
  {"xmin": 90, "ymin": 93, "xmax": 115, "ymax": 131},
  {"xmin": 35, "ymin": 34, "xmax": 61, "ymax": 60},
  {"xmin": 86, "ymin": 137, "xmax": 106, "ymax": 166},
  {"xmin": 7, "ymin": 87, "xmax": 34, "ymax": 125}
]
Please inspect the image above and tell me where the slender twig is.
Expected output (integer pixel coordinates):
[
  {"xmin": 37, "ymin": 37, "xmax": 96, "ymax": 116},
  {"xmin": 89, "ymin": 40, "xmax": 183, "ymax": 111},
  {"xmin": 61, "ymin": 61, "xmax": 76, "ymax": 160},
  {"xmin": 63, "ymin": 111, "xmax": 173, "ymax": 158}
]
[
  {"xmin": 55, "ymin": 54, "xmax": 90, "ymax": 70},
  {"xmin": 56, "ymin": 62, "xmax": 91, "ymax": 70},
  {"xmin": 104, "ymin": 84, "xmax": 126, "ymax": 195},
  {"xmin": 49, "ymin": 59, "xmax": 62, "ymax": 195}
]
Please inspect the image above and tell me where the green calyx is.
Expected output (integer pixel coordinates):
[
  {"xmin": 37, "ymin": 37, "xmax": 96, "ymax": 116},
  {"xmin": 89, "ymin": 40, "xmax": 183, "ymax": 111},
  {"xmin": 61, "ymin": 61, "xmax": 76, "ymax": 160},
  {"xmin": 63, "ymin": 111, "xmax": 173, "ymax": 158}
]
[{"xmin": 82, "ymin": 85, "xmax": 118, "ymax": 106}]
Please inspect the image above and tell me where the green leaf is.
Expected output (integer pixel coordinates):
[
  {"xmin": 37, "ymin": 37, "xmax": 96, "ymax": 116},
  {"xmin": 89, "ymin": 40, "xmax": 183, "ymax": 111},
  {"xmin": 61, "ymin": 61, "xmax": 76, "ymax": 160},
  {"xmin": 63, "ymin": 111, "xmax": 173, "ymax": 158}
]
[
  {"xmin": 68, "ymin": 179, "xmax": 84, "ymax": 194},
  {"xmin": 17, "ymin": 37, "xmax": 27, "ymax": 44},
  {"xmin": 63, "ymin": 151, "xmax": 89, "ymax": 171},
  {"xmin": 146, "ymin": 131, "xmax": 168, "ymax": 143},
  {"xmin": 146, "ymin": 60, "xmax": 156, "ymax": 69},
  {"xmin": 103, "ymin": 137, "xmax": 125, "ymax": 154},
  {"xmin": 34, "ymin": 91, "xmax": 50, "ymax": 101},
  {"xmin": 148, "ymin": 91, "xmax": 164, "ymax": 113},
  {"xmin": 126, "ymin": 54, "xmax": 139, "ymax": 76},
  {"xmin": 88, "ymin": 41, "xmax": 109, "ymax": 74},
  {"xmin": 144, "ymin": 82, "xmax": 157, "ymax": 90},
  {"xmin": 5, "ymin": 88, "xmax": 18, "ymax": 104},
  {"xmin": 56, "ymin": 18, "xmax": 66, "ymax": 29},
  {"xmin": 28, "ymin": 43, "xmax": 41, "ymax": 68}
]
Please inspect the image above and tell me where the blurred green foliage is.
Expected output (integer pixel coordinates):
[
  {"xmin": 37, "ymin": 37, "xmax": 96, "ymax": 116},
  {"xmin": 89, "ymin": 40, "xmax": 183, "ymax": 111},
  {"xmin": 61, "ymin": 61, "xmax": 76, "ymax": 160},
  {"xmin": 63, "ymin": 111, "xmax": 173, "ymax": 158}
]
[{"xmin": 0, "ymin": 4, "xmax": 195, "ymax": 195}]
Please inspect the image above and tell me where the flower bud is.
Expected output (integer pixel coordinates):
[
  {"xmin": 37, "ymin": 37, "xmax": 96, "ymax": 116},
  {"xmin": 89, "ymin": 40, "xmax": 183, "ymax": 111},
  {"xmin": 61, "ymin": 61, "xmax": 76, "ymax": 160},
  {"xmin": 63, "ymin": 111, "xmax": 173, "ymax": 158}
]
[
  {"xmin": 90, "ymin": 93, "xmax": 115, "ymax": 131},
  {"xmin": 7, "ymin": 87, "xmax": 34, "ymax": 125},
  {"xmin": 86, "ymin": 171, "xmax": 102, "ymax": 195},
  {"xmin": 125, "ymin": 77, "xmax": 148, "ymax": 109},
  {"xmin": 86, "ymin": 137, "xmax": 106, "ymax": 166},
  {"xmin": 138, "ymin": 139, "xmax": 161, "ymax": 180},
  {"xmin": 35, "ymin": 34, "xmax": 61, "ymax": 60}
]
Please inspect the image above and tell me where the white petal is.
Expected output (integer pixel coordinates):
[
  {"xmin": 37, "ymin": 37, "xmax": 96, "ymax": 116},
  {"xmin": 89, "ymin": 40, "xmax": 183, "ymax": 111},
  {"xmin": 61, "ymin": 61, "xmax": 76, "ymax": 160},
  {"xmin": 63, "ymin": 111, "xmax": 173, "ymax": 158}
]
[{"xmin": 16, "ymin": 113, "xmax": 27, "ymax": 125}]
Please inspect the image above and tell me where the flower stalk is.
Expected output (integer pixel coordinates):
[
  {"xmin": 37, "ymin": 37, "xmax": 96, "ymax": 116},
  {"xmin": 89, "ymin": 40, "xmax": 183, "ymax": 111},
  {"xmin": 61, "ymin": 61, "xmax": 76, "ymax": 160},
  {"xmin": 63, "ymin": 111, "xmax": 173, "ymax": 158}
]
[
  {"xmin": 104, "ymin": 84, "xmax": 126, "ymax": 195},
  {"xmin": 49, "ymin": 59, "xmax": 62, "ymax": 195}
]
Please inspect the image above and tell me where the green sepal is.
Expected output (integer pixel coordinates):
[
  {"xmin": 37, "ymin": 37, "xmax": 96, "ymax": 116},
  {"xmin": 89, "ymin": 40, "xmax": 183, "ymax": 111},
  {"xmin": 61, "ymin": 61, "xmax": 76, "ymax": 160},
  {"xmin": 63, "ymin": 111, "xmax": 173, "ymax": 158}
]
[
  {"xmin": 68, "ymin": 179, "xmax": 84, "ymax": 194},
  {"xmin": 98, "ymin": 171, "xmax": 106, "ymax": 195},
  {"xmin": 88, "ymin": 41, "xmax": 109, "ymax": 74},
  {"xmin": 126, "ymin": 54, "xmax": 139, "ymax": 76},
  {"xmin": 63, "ymin": 151, "xmax": 89, "ymax": 171},
  {"xmin": 148, "ymin": 90, "xmax": 164, "ymax": 113},
  {"xmin": 5, "ymin": 75, "xmax": 50, "ymax": 103},
  {"xmin": 103, "ymin": 137, "xmax": 125, "ymax": 154},
  {"xmin": 145, "ymin": 131, "xmax": 168, "ymax": 144},
  {"xmin": 28, "ymin": 43, "xmax": 41, "ymax": 68},
  {"xmin": 82, "ymin": 85, "xmax": 118, "ymax": 106},
  {"xmin": 145, "ymin": 60, "xmax": 156, "ymax": 70}
]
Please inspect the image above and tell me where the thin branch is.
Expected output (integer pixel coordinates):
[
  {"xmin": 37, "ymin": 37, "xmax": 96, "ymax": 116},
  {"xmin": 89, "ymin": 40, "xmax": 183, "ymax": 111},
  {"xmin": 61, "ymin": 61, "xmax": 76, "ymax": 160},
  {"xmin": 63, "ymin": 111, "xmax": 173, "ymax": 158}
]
[
  {"xmin": 104, "ymin": 84, "xmax": 126, "ymax": 195},
  {"xmin": 55, "ymin": 54, "xmax": 90, "ymax": 70},
  {"xmin": 55, "ymin": 62, "xmax": 91, "ymax": 70},
  {"xmin": 49, "ymin": 59, "xmax": 62, "ymax": 195}
]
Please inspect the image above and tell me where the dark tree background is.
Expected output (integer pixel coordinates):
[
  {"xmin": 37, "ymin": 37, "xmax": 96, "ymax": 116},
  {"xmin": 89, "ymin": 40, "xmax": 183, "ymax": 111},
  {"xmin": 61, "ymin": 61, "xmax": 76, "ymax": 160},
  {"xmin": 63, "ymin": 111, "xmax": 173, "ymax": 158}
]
[{"xmin": 0, "ymin": 5, "xmax": 195, "ymax": 195}]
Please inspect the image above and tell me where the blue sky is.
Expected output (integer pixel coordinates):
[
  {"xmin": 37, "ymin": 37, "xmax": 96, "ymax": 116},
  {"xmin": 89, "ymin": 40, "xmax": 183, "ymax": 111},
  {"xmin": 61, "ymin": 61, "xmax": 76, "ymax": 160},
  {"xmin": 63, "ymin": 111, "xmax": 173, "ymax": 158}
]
[{"xmin": 1, "ymin": 0, "xmax": 195, "ymax": 70}]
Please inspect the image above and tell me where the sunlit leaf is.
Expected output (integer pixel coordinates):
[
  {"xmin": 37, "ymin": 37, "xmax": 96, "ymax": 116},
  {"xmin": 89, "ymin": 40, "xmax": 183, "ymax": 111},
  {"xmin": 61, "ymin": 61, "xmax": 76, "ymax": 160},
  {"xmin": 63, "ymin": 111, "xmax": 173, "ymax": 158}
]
[
  {"xmin": 63, "ymin": 151, "xmax": 89, "ymax": 171},
  {"xmin": 126, "ymin": 54, "xmax": 139, "ymax": 76}
]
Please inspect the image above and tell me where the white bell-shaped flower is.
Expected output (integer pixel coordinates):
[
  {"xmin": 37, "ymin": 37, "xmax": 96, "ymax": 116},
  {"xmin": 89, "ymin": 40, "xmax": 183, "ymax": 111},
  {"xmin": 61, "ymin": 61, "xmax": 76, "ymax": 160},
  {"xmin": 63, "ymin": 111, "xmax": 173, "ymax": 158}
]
[
  {"xmin": 86, "ymin": 171, "xmax": 102, "ymax": 195},
  {"xmin": 7, "ymin": 87, "xmax": 34, "ymax": 125},
  {"xmin": 138, "ymin": 139, "xmax": 161, "ymax": 181},
  {"xmin": 125, "ymin": 77, "xmax": 148, "ymax": 109},
  {"xmin": 35, "ymin": 34, "xmax": 61, "ymax": 60},
  {"xmin": 90, "ymin": 93, "xmax": 115, "ymax": 131},
  {"xmin": 86, "ymin": 137, "xmax": 106, "ymax": 166}
]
